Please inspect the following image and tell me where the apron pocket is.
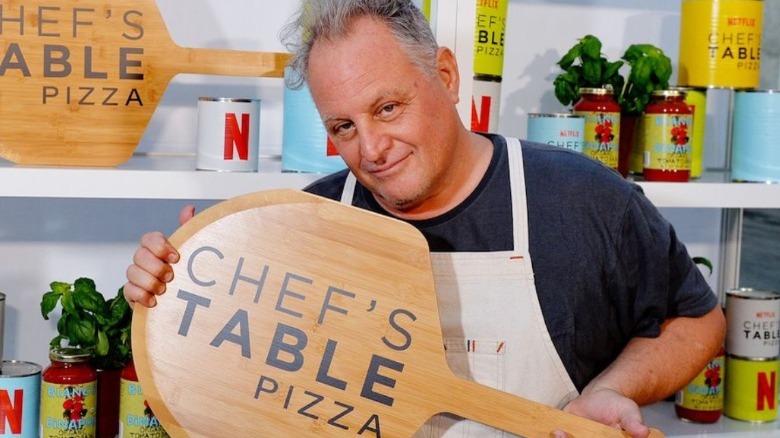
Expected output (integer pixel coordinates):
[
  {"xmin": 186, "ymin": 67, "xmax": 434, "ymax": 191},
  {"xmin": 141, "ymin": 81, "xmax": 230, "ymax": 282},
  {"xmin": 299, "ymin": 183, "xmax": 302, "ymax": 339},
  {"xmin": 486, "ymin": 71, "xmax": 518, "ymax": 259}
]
[{"xmin": 414, "ymin": 338, "xmax": 511, "ymax": 437}]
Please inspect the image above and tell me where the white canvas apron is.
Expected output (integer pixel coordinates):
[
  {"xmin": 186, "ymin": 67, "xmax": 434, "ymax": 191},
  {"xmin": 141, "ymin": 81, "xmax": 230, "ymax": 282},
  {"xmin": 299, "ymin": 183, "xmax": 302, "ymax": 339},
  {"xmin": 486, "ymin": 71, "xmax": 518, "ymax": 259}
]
[{"xmin": 340, "ymin": 138, "xmax": 578, "ymax": 437}]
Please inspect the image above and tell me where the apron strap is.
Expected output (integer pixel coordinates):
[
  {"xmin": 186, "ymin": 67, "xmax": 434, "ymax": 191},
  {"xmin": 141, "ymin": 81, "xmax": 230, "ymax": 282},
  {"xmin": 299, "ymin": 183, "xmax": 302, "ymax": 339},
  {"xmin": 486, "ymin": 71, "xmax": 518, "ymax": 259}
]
[{"xmin": 505, "ymin": 137, "xmax": 530, "ymax": 254}]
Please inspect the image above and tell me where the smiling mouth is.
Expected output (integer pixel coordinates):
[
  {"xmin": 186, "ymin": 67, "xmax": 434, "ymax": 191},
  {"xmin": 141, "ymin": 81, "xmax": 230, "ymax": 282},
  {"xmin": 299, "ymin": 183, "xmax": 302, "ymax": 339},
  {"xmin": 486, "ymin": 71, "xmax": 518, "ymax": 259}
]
[{"xmin": 366, "ymin": 154, "xmax": 410, "ymax": 177}]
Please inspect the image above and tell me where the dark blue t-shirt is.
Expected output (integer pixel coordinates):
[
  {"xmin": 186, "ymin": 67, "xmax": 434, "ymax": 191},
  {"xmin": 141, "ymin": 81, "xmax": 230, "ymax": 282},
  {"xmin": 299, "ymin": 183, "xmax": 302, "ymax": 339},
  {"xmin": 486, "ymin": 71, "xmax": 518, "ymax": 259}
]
[{"xmin": 304, "ymin": 134, "xmax": 717, "ymax": 391}]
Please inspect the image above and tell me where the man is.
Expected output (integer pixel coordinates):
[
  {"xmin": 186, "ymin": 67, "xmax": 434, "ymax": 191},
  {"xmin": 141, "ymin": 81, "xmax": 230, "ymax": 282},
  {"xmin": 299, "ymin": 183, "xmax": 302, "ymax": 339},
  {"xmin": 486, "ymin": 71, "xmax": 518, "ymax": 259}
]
[{"xmin": 124, "ymin": 1, "xmax": 725, "ymax": 437}]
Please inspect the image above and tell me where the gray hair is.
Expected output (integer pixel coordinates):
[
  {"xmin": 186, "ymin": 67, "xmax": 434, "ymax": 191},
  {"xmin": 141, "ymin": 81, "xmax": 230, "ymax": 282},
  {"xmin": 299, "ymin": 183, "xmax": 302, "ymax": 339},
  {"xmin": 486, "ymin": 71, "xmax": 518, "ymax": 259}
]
[{"xmin": 280, "ymin": 0, "xmax": 439, "ymax": 89}]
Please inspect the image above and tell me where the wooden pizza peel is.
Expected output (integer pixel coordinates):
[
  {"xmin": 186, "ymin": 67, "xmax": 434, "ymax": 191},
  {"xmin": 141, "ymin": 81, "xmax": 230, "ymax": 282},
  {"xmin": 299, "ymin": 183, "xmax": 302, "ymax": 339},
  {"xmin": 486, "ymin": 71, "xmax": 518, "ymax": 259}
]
[
  {"xmin": 0, "ymin": 0, "xmax": 288, "ymax": 166},
  {"xmin": 132, "ymin": 189, "xmax": 665, "ymax": 437}
]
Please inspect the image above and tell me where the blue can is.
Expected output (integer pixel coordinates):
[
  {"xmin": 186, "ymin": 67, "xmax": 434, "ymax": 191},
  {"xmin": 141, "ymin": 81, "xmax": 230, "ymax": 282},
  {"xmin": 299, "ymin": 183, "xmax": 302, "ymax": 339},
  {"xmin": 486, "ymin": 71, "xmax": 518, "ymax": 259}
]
[
  {"xmin": 526, "ymin": 113, "xmax": 585, "ymax": 152},
  {"xmin": 731, "ymin": 90, "xmax": 780, "ymax": 183},
  {"xmin": 0, "ymin": 360, "xmax": 41, "ymax": 437},
  {"xmin": 282, "ymin": 68, "xmax": 347, "ymax": 174}
]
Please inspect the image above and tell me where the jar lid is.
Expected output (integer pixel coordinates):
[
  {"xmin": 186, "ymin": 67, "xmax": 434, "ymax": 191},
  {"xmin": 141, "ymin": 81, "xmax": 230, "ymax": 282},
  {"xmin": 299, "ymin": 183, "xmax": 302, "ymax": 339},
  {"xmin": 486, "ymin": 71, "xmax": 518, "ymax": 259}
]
[
  {"xmin": 579, "ymin": 87, "xmax": 613, "ymax": 95},
  {"xmin": 651, "ymin": 89, "xmax": 686, "ymax": 98},
  {"xmin": 49, "ymin": 346, "xmax": 94, "ymax": 363}
]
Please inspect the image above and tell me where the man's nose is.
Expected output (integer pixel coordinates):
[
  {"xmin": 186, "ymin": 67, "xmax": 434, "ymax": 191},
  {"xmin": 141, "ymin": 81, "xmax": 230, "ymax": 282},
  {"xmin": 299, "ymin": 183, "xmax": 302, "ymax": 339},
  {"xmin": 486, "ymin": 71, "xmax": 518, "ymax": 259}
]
[{"xmin": 357, "ymin": 126, "xmax": 391, "ymax": 162}]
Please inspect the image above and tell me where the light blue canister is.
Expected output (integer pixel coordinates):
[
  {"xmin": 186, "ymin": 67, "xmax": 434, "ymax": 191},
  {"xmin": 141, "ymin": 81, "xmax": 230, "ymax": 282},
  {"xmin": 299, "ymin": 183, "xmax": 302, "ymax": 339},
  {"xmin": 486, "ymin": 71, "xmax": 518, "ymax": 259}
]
[
  {"xmin": 526, "ymin": 113, "xmax": 585, "ymax": 152},
  {"xmin": 282, "ymin": 68, "xmax": 347, "ymax": 174},
  {"xmin": 731, "ymin": 90, "xmax": 780, "ymax": 182}
]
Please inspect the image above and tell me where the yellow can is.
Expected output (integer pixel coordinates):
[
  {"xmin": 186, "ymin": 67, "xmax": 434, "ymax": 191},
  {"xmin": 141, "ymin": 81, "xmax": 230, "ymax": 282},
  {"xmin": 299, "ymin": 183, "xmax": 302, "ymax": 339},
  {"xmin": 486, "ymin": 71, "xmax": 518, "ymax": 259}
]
[
  {"xmin": 473, "ymin": 0, "xmax": 508, "ymax": 77},
  {"xmin": 678, "ymin": 0, "xmax": 763, "ymax": 89},
  {"xmin": 724, "ymin": 355, "xmax": 779, "ymax": 422},
  {"xmin": 671, "ymin": 87, "xmax": 708, "ymax": 178}
]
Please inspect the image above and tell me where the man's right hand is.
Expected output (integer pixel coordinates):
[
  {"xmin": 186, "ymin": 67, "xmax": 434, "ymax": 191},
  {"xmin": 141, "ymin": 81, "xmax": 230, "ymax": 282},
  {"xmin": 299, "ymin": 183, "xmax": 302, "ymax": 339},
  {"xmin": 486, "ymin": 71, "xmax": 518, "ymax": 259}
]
[{"xmin": 123, "ymin": 205, "xmax": 196, "ymax": 308}]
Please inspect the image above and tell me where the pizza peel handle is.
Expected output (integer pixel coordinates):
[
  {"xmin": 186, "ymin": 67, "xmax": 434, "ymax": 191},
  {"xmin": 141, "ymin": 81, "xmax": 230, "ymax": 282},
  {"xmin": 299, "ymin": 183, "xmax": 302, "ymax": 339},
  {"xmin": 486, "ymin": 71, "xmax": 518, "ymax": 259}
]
[{"xmin": 132, "ymin": 189, "xmax": 664, "ymax": 438}]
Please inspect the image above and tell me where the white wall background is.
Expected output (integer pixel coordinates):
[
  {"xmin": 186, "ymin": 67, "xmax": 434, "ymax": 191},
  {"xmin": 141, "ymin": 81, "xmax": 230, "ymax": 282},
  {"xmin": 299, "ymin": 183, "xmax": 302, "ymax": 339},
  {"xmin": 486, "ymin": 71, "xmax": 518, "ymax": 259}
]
[{"xmin": 2, "ymin": 0, "xmax": 775, "ymax": 369}]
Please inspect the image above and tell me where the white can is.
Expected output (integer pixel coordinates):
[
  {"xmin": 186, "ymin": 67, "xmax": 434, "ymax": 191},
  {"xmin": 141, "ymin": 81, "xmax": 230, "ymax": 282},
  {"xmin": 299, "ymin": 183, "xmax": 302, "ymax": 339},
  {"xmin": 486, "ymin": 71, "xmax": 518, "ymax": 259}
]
[
  {"xmin": 196, "ymin": 97, "xmax": 261, "ymax": 172},
  {"xmin": 726, "ymin": 288, "xmax": 780, "ymax": 359}
]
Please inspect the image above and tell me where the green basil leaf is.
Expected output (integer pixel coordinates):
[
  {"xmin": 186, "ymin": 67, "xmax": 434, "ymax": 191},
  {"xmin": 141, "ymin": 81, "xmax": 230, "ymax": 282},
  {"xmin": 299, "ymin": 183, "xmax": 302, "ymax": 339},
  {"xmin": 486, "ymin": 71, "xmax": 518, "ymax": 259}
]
[
  {"xmin": 61, "ymin": 290, "xmax": 77, "ymax": 316},
  {"xmin": 583, "ymin": 61, "xmax": 602, "ymax": 86},
  {"xmin": 558, "ymin": 44, "xmax": 582, "ymax": 70},
  {"xmin": 50, "ymin": 281, "xmax": 71, "ymax": 295},
  {"xmin": 73, "ymin": 288, "xmax": 105, "ymax": 315},
  {"xmin": 96, "ymin": 330, "xmax": 110, "ymax": 356},
  {"xmin": 40, "ymin": 292, "xmax": 61, "ymax": 319},
  {"xmin": 73, "ymin": 277, "xmax": 97, "ymax": 294},
  {"xmin": 109, "ymin": 295, "xmax": 131, "ymax": 326},
  {"xmin": 581, "ymin": 35, "xmax": 602, "ymax": 60},
  {"xmin": 69, "ymin": 316, "xmax": 97, "ymax": 346}
]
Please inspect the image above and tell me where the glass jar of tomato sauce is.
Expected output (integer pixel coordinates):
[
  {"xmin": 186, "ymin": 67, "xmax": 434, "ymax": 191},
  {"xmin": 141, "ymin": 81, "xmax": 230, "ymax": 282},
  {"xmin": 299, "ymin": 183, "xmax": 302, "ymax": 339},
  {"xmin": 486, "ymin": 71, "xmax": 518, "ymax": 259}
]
[
  {"xmin": 675, "ymin": 346, "xmax": 725, "ymax": 423},
  {"xmin": 640, "ymin": 90, "xmax": 693, "ymax": 182},
  {"xmin": 40, "ymin": 347, "xmax": 98, "ymax": 437},
  {"xmin": 119, "ymin": 357, "xmax": 170, "ymax": 437},
  {"xmin": 572, "ymin": 87, "xmax": 621, "ymax": 171}
]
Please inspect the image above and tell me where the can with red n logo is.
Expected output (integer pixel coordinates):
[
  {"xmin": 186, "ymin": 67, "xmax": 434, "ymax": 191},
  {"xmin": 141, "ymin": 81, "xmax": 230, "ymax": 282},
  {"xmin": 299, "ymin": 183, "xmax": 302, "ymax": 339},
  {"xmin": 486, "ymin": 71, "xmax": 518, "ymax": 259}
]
[
  {"xmin": 196, "ymin": 97, "xmax": 261, "ymax": 172},
  {"xmin": 0, "ymin": 360, "xmax": 41, "ymax": 437}
]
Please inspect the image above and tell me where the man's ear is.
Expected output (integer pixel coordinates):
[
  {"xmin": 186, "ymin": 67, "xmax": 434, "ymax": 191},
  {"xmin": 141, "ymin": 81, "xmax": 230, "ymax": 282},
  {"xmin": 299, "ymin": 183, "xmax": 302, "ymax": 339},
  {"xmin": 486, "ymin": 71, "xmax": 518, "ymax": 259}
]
[{"xmin": 436, "ymin": 47, "xmax": 460, "ymax": 104}]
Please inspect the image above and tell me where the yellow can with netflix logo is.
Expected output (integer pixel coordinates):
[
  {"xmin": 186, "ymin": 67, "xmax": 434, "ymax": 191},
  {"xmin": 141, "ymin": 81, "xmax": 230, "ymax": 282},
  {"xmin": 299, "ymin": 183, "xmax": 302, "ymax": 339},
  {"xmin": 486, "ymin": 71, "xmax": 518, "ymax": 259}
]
[
  {"xmin": 678, "ymin": 0, "xmax": 763, "ymax": 88},
  {"xmin": 724, "ymin": 355, "xmax": 778, "ymax": 422}
]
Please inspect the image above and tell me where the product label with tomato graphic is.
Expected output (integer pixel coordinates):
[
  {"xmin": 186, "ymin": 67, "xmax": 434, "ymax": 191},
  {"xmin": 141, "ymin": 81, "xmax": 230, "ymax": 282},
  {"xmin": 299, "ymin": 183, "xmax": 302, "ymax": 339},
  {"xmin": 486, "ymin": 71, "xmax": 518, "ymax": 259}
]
[
  {"xmin": 676, "ymin": 353, "xmax": 724, "ymax": 412},
  {"xmin": 119, "ymin": 377, "xmax": 170, "ymax": 437},
  {"xmin": 40, "ymin": 382, "xmax": 97, "ymax": 437},
  {"xmin": 642, "ymin": 113, "xmax": 693, "ymax": 172},
  {"xmin": 577, "ymin": 111, "xmax": 620, "ymax": 169}
]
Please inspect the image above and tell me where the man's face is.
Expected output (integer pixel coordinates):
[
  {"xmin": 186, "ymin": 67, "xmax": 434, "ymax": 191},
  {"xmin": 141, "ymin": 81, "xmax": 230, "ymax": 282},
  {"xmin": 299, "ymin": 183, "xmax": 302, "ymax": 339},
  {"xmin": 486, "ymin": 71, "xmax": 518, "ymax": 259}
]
[{"xmin": 307, "ymin": 17, "xmax": 462, "ymax": 215}]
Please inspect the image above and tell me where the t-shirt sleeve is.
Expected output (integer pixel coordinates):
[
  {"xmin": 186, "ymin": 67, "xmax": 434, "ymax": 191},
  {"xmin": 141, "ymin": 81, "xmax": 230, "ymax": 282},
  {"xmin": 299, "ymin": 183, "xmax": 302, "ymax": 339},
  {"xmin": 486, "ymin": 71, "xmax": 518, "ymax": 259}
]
[{"xmin": 611, "ymin": 185, "xmax": 719, "ymax": 338}]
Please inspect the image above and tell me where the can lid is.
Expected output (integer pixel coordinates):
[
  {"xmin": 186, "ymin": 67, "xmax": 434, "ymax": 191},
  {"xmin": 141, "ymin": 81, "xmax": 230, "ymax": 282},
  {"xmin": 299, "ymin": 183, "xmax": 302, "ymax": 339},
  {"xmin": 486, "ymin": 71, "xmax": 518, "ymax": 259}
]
[
  {"xmin": 578, "ymin": 87, "xmax": 613, "ymax": 95},
  {"xmin": 652, "ymin": 89, "xmax": 686, "ymax": 98},
  {"xmin": 49, "ymin": 346, "xmax": 94, "ymax": 363},
  {"xmin": 527, "ymin": 113, "xmax": 583, "ymax": 119},
  {"xmin": 198, "ymin": 97, "xmax": 259, "ymax": 103},
  {"xmin": 0, "ymin": 360, "xmax": 43, "ymax": 377},
  {"xmin": 727, "ymin": 287, "xmax": 780, "ymax": 300}
]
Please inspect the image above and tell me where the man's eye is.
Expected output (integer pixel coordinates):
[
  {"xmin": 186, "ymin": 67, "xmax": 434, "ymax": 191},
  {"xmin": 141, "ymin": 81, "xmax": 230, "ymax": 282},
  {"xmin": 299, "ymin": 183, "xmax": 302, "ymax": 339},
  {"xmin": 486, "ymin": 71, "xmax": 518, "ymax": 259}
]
[
  {"xmin": 333, "ymin": 122, "xmax": 354, "ymax": 134},
  {"xmin": 380, "ymin": 103, "xmax": 396, "ymax": 114}
]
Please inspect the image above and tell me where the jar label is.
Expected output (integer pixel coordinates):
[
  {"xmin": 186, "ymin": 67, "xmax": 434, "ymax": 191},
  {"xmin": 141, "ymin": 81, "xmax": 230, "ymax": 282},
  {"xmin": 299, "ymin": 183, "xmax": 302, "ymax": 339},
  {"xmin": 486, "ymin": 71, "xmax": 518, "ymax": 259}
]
[
  {"xmin": 676, "ymin": 354, "xmax": 724, "ymax": 412},
  {"xmin": 642, "ymin": 113, "xmax": 693, "ymax": 171},
  {"xmin": 119, "ymin": 378, "xmax": 170, "ymax": 438},
  {"xmin": 576, "ymin": 110, "xmax": 620, "ymax": 169},
  {"xmin": 40, "ymin": 381, "xmax": 97, "ymax": 437}
]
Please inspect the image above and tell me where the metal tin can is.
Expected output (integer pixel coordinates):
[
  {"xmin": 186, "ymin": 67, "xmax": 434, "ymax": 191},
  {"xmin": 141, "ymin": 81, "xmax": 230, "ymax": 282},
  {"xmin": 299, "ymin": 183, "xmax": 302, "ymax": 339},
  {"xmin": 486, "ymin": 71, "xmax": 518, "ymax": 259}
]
[
  {"xmin": 526, "ymin": 113, "xmax": 585, "ymax": 152},
  {"xmin": 723, "ymin": 355, "xmax": 778, "ymax": 422},
  {"xmin": 282, "ymin": 69, "xmax": 347, "ymax": 174},
  {"xmin": 678, "ymin": 0, "xmax": 764, "ymax": 89},
  {"xmin": 473, "ymin": 0, "xmax": 508, "ymax": 78},
  {"xmin": 572, "ymin": 88, "xmax": 621, "ymax": 170},
  {"xmin": 0, "ymin": 292, "xmax": 4, "ymax": 364},
  {"xmin": 0, "ymin": 360, "xmax": 42, "ymax": 437},
  {"xmin": 731, "ymin": 90, "xmax": 780, "ymax": 183},
  {"xmin": 726, "ymin": 288, "xmax": 780, "ymax": 359},
  {"xmin": 641, "ymin": 89, "xmax": 693, "ymax": 182},
  {"xmin": 471, "ymin": 75, "xmax": 502, "ymax": 133},
  {"xmin": 196, "ymin": 97, "xmax": 261, "ymax": 172},
  {"xmin": 671, "ymin": 86, "xmax": 708, "ymax": 178},
  {"xmin": 40, "ymin": 347, "xmax": 98, "ymax": 437}
]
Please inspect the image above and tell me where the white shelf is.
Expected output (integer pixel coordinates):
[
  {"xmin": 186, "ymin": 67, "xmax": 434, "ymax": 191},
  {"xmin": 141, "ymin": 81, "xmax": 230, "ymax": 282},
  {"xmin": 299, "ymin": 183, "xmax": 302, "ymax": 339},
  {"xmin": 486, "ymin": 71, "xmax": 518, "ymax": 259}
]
[
  {"xmin": 0, "ymin": 155, "xmax": 321, "ymax": 200},
  {"xmin": 642, "ymin": 402, "xmax": 780, "ymax": 437},
  {"xmin": 1, "ymin": 156, "xmax": 778, "ymax": 207}
]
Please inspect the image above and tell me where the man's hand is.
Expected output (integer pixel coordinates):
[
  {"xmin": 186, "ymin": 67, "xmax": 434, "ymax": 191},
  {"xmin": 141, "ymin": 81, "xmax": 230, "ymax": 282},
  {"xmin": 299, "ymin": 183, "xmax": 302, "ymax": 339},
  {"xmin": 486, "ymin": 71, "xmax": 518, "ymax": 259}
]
[
  {"xmin": 123, "ymin": 205, "xmax": 196, "ymax": 308},
  {"xmin": 563, "ymin": 387, "xmax": 650, "ymax": 438}
]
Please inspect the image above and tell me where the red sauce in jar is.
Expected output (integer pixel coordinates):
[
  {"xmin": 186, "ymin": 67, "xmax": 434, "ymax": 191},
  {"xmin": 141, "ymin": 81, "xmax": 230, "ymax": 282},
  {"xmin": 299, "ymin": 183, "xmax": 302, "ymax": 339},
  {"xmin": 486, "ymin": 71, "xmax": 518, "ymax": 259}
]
[
  {"xmin": 674, "ymin": 346, "xmax": 725, "ymax": 423},
  {"xmin": 640, "ymin": 90, "xmax": 693, "ymax": 182},
  {"xmin": 572, "ymin": 87, "xmax": 621, "ymax": 171},
  {"xmin": 40, "ymin": 347, "xmax": 98, "ymax": 436}
]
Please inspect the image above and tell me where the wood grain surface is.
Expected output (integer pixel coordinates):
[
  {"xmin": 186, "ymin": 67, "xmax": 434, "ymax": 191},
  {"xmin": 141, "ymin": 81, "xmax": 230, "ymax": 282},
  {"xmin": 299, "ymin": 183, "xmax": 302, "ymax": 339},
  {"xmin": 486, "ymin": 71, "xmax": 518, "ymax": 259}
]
[
  {"xmin": 132, "ymin": 189, "xmax": 664, "ymax": 437},
  {"xmin": 0, "ymin": 0, "xmax": 289, "ymax": 166}
]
